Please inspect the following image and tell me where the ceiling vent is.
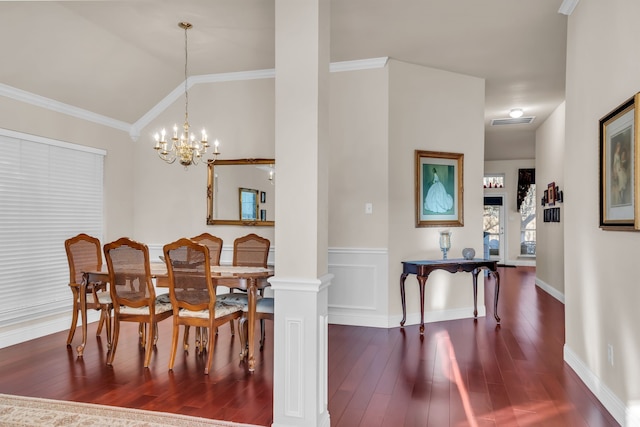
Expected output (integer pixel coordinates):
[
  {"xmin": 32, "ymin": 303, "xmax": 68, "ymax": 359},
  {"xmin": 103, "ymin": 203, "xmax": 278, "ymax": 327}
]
[{"xmin": 491, "ymin": 116, "xmax": 536, "ymax": 126}]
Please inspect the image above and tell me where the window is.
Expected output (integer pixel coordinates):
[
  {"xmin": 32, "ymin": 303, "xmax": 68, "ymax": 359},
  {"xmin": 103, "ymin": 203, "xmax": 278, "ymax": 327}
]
[
  {"xmin": 520, "ymin": 184, "xmax": 536, "ymax": 256},
  {"xmin": 483, "ymin": 196, "xmax": 503, "ymax": 259},
  {"xmin": 483, "ymin": 174, "xmax": 504, "ymax": 188},
  {"xmin": 239, "ymin": 187, "xmax": 258, "ymax": 220},
  {"xmin": 0, "ymin": 129, "xmax": 105, "ymax": 329}
]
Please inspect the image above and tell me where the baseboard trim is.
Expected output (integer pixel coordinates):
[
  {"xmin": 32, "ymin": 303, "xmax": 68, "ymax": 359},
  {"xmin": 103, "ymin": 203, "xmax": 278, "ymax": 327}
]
[
  {"xmin": 328, "ymin": 305, "xmax": 485, "ymax": 329},
  {"xmin": 563, "ymin": 344, "xmax": 630, "ymax": 426},
  {"xmin": 535, "ymin": 277, "xmax": 565, "ymax": 303},
  {"xmin": 0, "ymin": 311, "xmax": 100, "ymax": 349}
]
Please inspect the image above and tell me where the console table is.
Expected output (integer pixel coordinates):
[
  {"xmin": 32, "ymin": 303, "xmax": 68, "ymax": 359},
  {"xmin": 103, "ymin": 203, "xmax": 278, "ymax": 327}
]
[{"xmin": 400, "ymin": 259, "xmax": 500, "ymax": 334}]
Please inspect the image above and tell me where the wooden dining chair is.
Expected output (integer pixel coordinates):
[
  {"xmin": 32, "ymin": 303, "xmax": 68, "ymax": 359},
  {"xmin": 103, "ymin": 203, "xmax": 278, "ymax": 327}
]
[
  {"xmin": 216, "ymin": 233, "xmax": 270, "ymax": 333},
  {"xmin": 65, "ymin": 233, "xmax": 112, "ymax": 348},
  {"xmin": 191, "ymin": 233, "xmax": 223, "ymax": 265},
  {"xmin": 186, "ymin": 233, "xmax": 224, "ymax": 352},
  {"xmin": 164, "ymin": 238, "xmax": 244, "ymax": 374},
  {"xmin": 232, "ymin": 233, "xmax": 270, "ymax": 267},
  {"xmin": 103, "ymin": 237, "xmax": 173, "ymax": 368},
  {"xmin": 239, "ymin": 297, "xmax": 273, "ymax": 356}
]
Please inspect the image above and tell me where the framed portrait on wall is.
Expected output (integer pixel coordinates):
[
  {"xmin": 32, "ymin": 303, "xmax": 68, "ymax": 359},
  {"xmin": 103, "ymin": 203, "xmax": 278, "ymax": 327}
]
[
  {"xmin": 415, "ymin": 150, "xmax": 464, "ymax": 227},
  {"xmin": 547, "ymin": 182, "xmax": 556, "ymax": 206},
  {"xmin": 599, "ymin": 92, "xmax": 640, "ymax": 230}
]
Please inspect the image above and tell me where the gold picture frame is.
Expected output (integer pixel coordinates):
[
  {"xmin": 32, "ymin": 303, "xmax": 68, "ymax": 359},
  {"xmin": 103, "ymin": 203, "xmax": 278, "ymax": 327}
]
[
  {"xmin": 415, "ymin": 150, "xmax": 464, "ymax": 227},
  {"xmin": 599, "ymin": 93, "xmax": 640, "ymax": 230}
]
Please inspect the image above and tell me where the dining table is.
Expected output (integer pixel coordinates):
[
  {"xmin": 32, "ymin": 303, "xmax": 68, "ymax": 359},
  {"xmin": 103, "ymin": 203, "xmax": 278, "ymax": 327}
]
[{"xmin": 79, "ymin": 263, "xmax": 273, "ymax": 372}]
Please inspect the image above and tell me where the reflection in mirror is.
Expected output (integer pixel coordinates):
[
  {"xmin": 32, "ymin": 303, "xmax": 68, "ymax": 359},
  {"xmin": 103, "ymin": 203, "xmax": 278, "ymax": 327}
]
[
  {"xmin": 240, "ymin": 188, "xmax": 258, "ymax": 220},
  {"xmin": 207, "ymin": 159, "xmax": 275, "ymax": 226}
]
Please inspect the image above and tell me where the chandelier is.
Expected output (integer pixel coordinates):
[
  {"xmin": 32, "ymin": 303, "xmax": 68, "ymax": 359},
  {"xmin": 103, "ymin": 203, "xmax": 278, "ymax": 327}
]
[{"xmin": 153, "ymin": 22, "xmax": 220, "ymax": 168}]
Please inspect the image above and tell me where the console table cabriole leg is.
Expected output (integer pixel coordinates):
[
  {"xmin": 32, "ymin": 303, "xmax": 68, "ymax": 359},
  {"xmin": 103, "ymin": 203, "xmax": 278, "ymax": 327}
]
[
  {"xmin": 491, "ymin": 270, "xmax": 501, "ymax": 323},
  {"xmin": 417, "ymin": 275, "xmax": 427, "ymax": 335},
  {"xmin": 471, "ymin": 268, "xmax": 479, "ymax": 318},
  {"xmin": 400, "ymin": 273, "xmax": 408, "ymax": 327}
]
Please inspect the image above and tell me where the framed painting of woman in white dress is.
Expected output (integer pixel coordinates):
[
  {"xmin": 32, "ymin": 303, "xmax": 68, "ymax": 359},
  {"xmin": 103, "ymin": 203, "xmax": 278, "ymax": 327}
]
[
  {"xmin": 599, "ymin": 92, "xmax": 640, "ymax": 230},
  {"xmin": 415, "ymin": 150, "xmax": 464, "ymax": 227}
]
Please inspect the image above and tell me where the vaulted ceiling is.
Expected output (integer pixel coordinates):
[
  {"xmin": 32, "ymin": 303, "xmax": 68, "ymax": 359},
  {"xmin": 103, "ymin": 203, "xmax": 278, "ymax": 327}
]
[{"xmin": 0, "ymin": 0, "xmax": 567, "ymax": 160}]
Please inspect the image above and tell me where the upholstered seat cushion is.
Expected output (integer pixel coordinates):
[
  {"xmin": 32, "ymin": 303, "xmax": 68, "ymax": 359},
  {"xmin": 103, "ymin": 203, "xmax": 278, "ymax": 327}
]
[
  {"xmin": 78, "ymin": 292, "xmax": 112, "ymax": 305},
  {"xmin": 118, "ymin": 297, "xmax": 172, "ymax": 315},
  {"xmin": 178, "ymin": 300, "xmax": 245, "ymax": 319},
  {"xmin": 216, "ymin": 292, "xmax": 257, "ymax": 305},
  {"xmin": 243, "ymin": 297, "xmax": 273, "ymax": 314},
  {"xmin": 156, "ymin": 293, "xmax": 171, "ymax": 304}
]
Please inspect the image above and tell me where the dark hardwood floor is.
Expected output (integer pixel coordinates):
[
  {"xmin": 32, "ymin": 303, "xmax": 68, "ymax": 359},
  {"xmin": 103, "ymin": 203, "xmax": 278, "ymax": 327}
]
[{"xmin": 0, "ymin": 267, "xmax": 619, "ymax": 426}]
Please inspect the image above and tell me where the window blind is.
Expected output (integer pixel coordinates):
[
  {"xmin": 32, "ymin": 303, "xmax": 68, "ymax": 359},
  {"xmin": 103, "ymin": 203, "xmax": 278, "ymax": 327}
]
[{"xmin": 0, "ymin": 131, "xmax": 105, "ymax": 327}]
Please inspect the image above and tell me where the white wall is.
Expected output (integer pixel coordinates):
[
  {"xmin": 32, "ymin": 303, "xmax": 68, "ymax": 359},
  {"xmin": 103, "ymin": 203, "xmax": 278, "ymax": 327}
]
[
  {"xmin": 327, "ymin": 66, "xmax": 390, "ymax": 326},
  {"xmin": 134, "ymin": 77, "xmax": 276, "ymax": 248},
  {"xmin": 534, "ymin": 102, "xmax": 565, "ymax": 301},
  {"xmin": 565, "ymin": 1, "xmax": 640, "ymax": 425},
  {"xmin": 388, "ymin": 60, "xmax": 486, "ymax": 324}
]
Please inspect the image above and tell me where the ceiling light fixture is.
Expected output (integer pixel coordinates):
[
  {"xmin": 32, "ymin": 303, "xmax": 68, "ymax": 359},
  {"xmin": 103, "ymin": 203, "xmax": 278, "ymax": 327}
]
[
  {"xmin": 509, "ymin": 108, "xmax": 524, "ymax": 119},
  {"xmin": 558, "ymin": 0, "xmax": 579, "ymax": 16},
  {"xmin": 153, "ymin": 22, "xmax": 219, "ymax": 169}
]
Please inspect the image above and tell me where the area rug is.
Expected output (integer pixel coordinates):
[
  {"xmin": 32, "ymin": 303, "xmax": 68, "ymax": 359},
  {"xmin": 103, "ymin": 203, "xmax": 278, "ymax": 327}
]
[{"xmin": 0, "ymin": 394, "xmax": 262, "ymax": 427}]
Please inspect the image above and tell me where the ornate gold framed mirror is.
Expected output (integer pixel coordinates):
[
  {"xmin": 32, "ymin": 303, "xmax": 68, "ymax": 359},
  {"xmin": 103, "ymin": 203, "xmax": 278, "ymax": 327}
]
[{"xmin": 207, "ymin": 158, "xmax": 275, "ymax": 226}]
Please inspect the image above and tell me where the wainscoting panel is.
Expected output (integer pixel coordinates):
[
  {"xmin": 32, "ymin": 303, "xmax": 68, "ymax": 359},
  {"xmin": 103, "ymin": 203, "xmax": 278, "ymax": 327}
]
[{"xmin": 327, "ymin": 248, "xmax": 389, "ymax": 328}]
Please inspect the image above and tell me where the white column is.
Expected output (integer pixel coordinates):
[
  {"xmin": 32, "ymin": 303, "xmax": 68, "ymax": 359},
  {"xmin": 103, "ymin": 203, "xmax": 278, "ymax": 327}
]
[{"xmin": 272, "ymin": 0, "xmax": 331, "ymax": 426}]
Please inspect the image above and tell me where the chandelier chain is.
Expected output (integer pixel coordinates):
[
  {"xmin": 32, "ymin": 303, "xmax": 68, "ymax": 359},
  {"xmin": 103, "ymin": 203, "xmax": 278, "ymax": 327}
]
[{"xmin": 183, "ymin": 23, "xmax": 189, "ymax": 126}]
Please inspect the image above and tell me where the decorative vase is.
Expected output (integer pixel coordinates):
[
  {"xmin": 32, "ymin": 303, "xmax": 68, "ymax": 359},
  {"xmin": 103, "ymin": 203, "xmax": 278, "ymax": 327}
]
[
  {"xmin": 439, "ymin": 230, "xmax": 452, "ymax": 259},
  {"xmin": 462, "ymin": 248, "xmax": 475, "ymax": 260}
]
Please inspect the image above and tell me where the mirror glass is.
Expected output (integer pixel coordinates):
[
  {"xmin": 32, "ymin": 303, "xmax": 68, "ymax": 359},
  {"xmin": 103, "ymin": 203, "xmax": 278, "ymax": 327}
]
[{"xmin": 207, "ymin": 159, "xmax": 275, "ymax": 226}]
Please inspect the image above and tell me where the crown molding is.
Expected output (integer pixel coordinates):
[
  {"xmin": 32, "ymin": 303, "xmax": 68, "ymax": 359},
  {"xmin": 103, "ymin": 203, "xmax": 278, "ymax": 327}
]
[
  {"xmin": 330, "ymin": 57, "xmax": 389, "ymax": 73},
  {"xmin": 191, "ymin": 68, "xmax": 276, "ymax": 84},
  {"xmin": 0, "ymin": 83, "xmax": 131, "ymax": 133},
  {"xmin": 0, "ymin": 58, "xmax": 390, "ymax": 141}
]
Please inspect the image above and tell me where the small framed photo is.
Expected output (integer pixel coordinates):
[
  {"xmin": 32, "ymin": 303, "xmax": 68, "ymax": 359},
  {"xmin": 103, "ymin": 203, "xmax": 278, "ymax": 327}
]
[
  {"xmin": 260, "ymin": 191, "xmax": 266, "ymax": 204},
  {"xmin": 547, "ymin": 182, "xmax": 556, "ymax": 206},
  {"xmin": 599, "ymin": 93, "xmax": 640, "ymax": 230},
  {"xmin": 415, "ymin": 150, "xmax": 463, "ymax": 227}
]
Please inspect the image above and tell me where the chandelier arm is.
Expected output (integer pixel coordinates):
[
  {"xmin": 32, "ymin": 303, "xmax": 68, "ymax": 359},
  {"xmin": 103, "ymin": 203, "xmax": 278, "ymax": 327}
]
[{"xmin": 158, "ymin": 150, "xmax": 176, "ymax": 164}]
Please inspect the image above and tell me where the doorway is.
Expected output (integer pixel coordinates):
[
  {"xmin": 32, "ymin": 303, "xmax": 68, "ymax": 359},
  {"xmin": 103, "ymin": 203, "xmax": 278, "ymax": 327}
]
[{"xmin": 483, "ymin": 195, "xmax": 505, "ymax": 262}]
